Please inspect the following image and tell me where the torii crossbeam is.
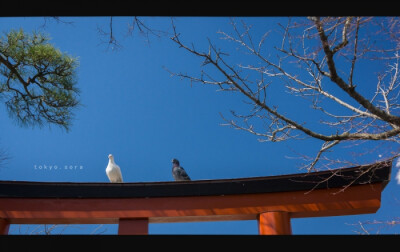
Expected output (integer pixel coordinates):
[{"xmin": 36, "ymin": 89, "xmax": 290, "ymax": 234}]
[{"xmin": 0, "ymin": 161, "xmax": 392, "ymax": 235}]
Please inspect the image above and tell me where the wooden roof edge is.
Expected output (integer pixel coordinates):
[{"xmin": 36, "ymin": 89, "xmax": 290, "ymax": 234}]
[{"xmin": 0, "ymin": 160, "xmax": 392, "ymax": 198}]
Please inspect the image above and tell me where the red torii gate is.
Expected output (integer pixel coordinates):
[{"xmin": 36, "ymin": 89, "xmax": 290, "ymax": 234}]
[{"xmin": 0, "ymin": 161, "xmax": 392, "ymax": 235}]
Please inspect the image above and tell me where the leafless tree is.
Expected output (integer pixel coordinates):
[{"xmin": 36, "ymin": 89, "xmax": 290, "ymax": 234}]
[
  {"xmin": 167, "ymin": 17, "xmax": 400, "ymax": 171},
  {"xmin": 40, "ymin": 17, "xmax": 74, "ymax": 29},
  {"xmin": 348, "ymin": 218, "xmax": 400, "ymax": 234},
  {"xmin": 126, "ymin": 17, "xmax": 167, "ymax": 42},
  {"xmin": 97, "ymin": 16, "xmax": 167, "ymax": 51},
  {"xmin": 97, "ymin": 17, "xmax": 123, "ymax": 51}
]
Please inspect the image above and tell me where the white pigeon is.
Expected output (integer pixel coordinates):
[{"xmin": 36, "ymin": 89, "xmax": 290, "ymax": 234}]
[{"xmin": 106, "ymin": 154, "xmax": 123, "ymax": 183}]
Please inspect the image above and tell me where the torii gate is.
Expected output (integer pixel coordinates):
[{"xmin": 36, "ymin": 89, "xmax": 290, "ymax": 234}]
[{"xmin": 0, "ymin": 161, "xmax": 392, "ymax": 235}]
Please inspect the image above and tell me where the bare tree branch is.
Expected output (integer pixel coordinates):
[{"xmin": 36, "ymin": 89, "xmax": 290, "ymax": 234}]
[
  {"xmin": 167, "ymin": 17, "xmax": 400, "ymax": 170},
  {"xmin": 97, "ymin": 17, "xmax": 123, "ymax": 51},
  {"xmin": 314, "ymin": 17, "xmax": 400, "ymax": 127}
]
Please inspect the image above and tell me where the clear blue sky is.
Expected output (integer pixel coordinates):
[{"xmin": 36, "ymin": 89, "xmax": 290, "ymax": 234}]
[{"xmin": 0, "ymin": 16, "xmax": 399, "ymax": 235}]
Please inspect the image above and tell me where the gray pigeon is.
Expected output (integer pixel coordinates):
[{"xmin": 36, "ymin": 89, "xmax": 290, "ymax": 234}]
[{"xmin": 172, "ymin": 158, "xmax": 191, "ymax": 181}]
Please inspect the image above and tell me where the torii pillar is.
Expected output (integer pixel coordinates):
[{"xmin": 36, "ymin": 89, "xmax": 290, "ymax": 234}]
[
  {"xmin": 118, "ymin": 218, "xmax": 149, "ymax": 235},
  {"xmin": 0, "ymin": 218, "xmax": 10, "ymax": 235},
  {"xmin": 258, "ymin": 212, "xmax": 292, "ymax": 235}
]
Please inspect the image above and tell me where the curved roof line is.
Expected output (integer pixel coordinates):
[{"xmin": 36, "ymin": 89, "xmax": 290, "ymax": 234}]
[{"xmin": 0, "ymin": 160, "xmax": 392, "ymax": 198}]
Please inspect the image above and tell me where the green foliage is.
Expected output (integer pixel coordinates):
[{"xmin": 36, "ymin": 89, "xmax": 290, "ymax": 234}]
[{"xmin": 0, "ymin": 28, "xmax": 80, "ymax": 131}]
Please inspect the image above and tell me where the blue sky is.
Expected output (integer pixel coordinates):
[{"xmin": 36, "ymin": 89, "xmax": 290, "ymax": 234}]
[{"xmin": 0, "ymin": 16, "xmax": 399, "ymax": 235}]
